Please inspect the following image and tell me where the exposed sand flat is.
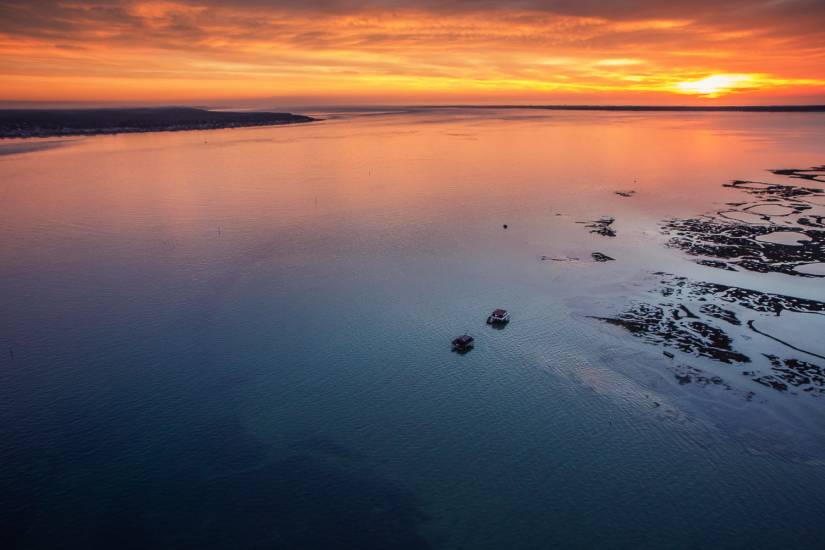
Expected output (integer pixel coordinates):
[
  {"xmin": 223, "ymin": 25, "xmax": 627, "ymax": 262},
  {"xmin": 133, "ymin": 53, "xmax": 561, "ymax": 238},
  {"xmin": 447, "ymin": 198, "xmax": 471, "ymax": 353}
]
[
  {"xmin": 755, "ymin": 232, "xmax": 812, "ymax": 246},
  {"xmin": 718, "ymin": 210, "xmax": 770, "ymax": 224},
  {"xmin": 746, "ymin": 204, "xmax": 796, "ymax": 216},
  {"xmin": 795, "ymin": 262, "xmax": 825, "ymax": 276},
  {"xmin": 750, "ymin": 312, "xmax": 825, "ymax": 360}
]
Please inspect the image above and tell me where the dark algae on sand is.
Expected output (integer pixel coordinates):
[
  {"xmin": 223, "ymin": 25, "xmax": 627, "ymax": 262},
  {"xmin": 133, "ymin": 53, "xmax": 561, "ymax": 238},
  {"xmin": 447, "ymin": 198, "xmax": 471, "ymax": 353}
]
[
  {"xmin": 579, "ymin": 216, "xmax": 617, "ymax": 237},
  {"xmin": 596, "ymin": 273, "xmax": 825, "ymax": 396},
  {"xmin": 595, "ymin": 165, "xmax": 825, "ymax": 398},
  {"xmin": 663, "ymin": 166, "xmax": 825, "ymax": 277}
]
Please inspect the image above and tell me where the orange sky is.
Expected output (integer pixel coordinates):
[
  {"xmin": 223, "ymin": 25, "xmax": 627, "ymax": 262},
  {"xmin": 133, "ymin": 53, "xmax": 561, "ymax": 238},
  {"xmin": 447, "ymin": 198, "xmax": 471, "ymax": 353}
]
[{"xmin": 2, "ymin": 1, "xmax": 825, "ymax": 105}]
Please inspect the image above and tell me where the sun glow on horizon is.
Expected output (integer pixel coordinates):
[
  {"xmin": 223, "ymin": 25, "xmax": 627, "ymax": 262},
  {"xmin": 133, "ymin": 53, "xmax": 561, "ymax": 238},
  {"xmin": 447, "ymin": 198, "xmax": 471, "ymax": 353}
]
[{"xmin": 674, "ymin": 74, "xmax": 759, "ymax": 97}]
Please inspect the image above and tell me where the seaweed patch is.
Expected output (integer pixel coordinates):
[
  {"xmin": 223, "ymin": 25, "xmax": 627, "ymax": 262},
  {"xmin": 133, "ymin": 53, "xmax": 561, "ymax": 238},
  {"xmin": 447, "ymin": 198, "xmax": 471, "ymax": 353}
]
[
  {"xmin": 591, "ymin": 252, "xmax": 615, "ymax": 262},
  {"xmin": 578, "ymin": 217, "xmax": 617, "ymax": 237},
  {"xmin": 662, "ymin": 167, "xmax": 825, "ymax": 276},
  {"xmin": 770, "ymin": 166, "xmax": 825, "ymax": 183},
  {"xmin": 752, "ymin": 355, "xmax": 825, "ymax": 394},
  {"xmin": 594, "ymin": 271, "xmax": 825, "ymax": 397},
  {"xmin": 593, "ymin": 302, "xmax": 750, "ymax": 364}
]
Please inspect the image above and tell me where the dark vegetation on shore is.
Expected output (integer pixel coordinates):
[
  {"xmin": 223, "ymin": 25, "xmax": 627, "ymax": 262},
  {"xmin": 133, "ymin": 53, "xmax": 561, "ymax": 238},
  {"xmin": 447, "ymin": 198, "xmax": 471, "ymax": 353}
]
[{"xmin": 0, "ymin": 107, "xmax": 315, "ymax": 138}]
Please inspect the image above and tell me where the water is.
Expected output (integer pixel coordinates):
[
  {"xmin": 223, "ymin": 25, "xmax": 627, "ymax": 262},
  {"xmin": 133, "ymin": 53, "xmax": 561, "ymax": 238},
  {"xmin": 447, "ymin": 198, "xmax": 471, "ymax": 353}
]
[{"xmin": 1, "ymin": 108, "xmax": 825, "ymax": 549}]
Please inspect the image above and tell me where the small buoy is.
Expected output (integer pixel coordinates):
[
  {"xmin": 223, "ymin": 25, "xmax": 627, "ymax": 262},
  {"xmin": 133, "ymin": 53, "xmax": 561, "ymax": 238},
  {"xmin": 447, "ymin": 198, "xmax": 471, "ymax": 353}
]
[{"xmin": 503, "ymin": 224, "xmax": 508, "ymax": 229}]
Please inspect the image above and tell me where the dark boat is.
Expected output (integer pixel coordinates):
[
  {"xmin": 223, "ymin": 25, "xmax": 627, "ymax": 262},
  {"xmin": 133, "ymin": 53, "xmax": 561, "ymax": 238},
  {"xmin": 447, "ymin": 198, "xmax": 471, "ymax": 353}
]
[
  {"xmin": 486, "ymin": 309, "xmax": 511, "ymax": 325},
  {"xmin": 451, "ymin": 335, "xmax": 475, "ymax": 352}
]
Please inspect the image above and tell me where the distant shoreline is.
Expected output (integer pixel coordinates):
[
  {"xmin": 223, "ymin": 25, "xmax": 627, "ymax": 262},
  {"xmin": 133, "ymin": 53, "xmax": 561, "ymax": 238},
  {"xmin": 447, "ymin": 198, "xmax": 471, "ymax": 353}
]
[
  {"xmin": 0, "ymin": 107, "xmax": 316, "ymax": 139},
  {"xmin": 426, "ymin": 104, "xmax": 825, "ymax": 112}
]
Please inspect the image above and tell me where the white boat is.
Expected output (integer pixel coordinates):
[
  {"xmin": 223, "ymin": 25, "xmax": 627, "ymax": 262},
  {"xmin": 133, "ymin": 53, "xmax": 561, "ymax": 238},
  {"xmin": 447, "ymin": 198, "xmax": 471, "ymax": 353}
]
[{"xmin": 487, "ymin": 309, "xmax": 510, "ymax": 324}]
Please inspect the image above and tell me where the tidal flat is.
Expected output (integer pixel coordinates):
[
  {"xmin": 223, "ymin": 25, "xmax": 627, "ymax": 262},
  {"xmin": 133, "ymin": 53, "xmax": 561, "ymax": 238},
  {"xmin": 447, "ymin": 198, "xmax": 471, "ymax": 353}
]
[
  {"xmin": 2, "ymin": 108, "xmax": 825, "ymax": 549},
  {"xmin": 597, "ymin": 166, "xmax": 825, "ymax": 395}
]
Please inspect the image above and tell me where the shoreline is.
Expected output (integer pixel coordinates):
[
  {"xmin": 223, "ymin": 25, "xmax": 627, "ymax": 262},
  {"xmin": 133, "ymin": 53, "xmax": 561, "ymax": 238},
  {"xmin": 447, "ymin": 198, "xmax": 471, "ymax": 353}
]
[{"xmin": 0, "ymin": 107, "xmax": 316, "ymax": 139}]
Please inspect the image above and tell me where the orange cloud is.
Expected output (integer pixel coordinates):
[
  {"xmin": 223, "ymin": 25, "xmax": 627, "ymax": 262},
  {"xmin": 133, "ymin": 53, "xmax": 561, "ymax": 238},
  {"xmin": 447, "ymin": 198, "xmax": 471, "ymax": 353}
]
[{"xmin": 1, "ymin": 1, "xmax": 824, "ymax": 104}]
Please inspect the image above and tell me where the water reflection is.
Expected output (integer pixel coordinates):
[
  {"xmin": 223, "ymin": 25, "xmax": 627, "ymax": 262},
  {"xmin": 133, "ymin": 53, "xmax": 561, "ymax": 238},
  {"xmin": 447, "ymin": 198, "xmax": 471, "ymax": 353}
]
[{"xmin": 2, "ymin": 109, "xmax": 825, "ymax": 549}]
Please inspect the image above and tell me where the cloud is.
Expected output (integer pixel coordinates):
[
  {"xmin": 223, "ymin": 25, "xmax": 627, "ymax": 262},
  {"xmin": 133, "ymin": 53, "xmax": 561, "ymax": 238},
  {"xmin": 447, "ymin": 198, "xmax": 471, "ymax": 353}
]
[{"xmin": 0, "ymin": 0, "xmax": 823, "ymax": 102}]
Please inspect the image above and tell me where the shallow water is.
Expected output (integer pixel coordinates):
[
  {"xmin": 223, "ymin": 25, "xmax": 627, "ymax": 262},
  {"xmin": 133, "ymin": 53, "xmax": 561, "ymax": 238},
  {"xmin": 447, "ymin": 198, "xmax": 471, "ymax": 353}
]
[{"xmin": 1, "ymin": 108, "xmax": 825, "ymax": 549}]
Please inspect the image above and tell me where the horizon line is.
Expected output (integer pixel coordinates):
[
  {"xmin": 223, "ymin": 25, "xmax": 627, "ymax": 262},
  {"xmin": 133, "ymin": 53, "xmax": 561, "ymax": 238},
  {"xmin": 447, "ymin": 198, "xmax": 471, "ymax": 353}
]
[
  {"xmin": 2, "ymin": 103, "xmax": 825, "ymax": 114},
  {"xmin": 368, "ymin": 104, "xmax": 825, "ymax": 112}
]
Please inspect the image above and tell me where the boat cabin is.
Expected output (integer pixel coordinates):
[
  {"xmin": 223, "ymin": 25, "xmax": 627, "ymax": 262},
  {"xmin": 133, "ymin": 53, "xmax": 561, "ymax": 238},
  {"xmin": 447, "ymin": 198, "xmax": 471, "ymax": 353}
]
[
  {"xmin": 452, "ymin": 335, "xmax": 475, "ymax": 352},
  {"xmin": 487, "ymin": 309, "xmax": 511, "ymax": 324}
]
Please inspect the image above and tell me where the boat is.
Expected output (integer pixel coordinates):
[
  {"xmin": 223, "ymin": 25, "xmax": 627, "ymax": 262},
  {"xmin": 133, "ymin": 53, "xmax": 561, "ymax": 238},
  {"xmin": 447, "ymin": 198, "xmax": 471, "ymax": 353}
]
[
  {"xmin": 451, "ymin": 334, "xmax": 474, "ymax": 352},
  {"xmin": 486, "ymin": 308, "xmax": 510, "ymax": 325}
]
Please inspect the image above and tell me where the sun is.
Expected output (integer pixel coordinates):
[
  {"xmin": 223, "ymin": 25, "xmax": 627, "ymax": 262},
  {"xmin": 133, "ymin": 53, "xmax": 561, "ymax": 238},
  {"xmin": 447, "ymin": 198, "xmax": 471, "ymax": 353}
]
[{"xmin": 674, "ymin": 74, "xmax": 757, "ymax": 97}]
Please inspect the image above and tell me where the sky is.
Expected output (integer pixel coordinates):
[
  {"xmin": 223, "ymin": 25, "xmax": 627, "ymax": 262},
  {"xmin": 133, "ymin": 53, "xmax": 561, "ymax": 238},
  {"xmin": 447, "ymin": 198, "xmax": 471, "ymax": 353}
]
[{"xmin": 2, "ymin": 0, "xmax": 825, "ymax": 106}]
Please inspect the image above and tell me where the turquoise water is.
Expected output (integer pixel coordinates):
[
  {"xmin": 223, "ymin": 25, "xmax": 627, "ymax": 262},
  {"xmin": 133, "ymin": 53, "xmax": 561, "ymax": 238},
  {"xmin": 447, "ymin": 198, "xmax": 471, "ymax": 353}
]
[{"xmin": 1, "ymin": 109, "xmax": 825, "ymax": 549}]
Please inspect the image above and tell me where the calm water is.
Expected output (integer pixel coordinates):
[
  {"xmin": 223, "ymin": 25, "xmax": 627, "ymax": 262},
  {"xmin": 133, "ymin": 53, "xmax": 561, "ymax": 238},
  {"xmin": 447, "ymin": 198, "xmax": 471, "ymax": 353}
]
[{"xmin": 1, "ymin": 109, "xmax": 825, "ymax": 549}]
